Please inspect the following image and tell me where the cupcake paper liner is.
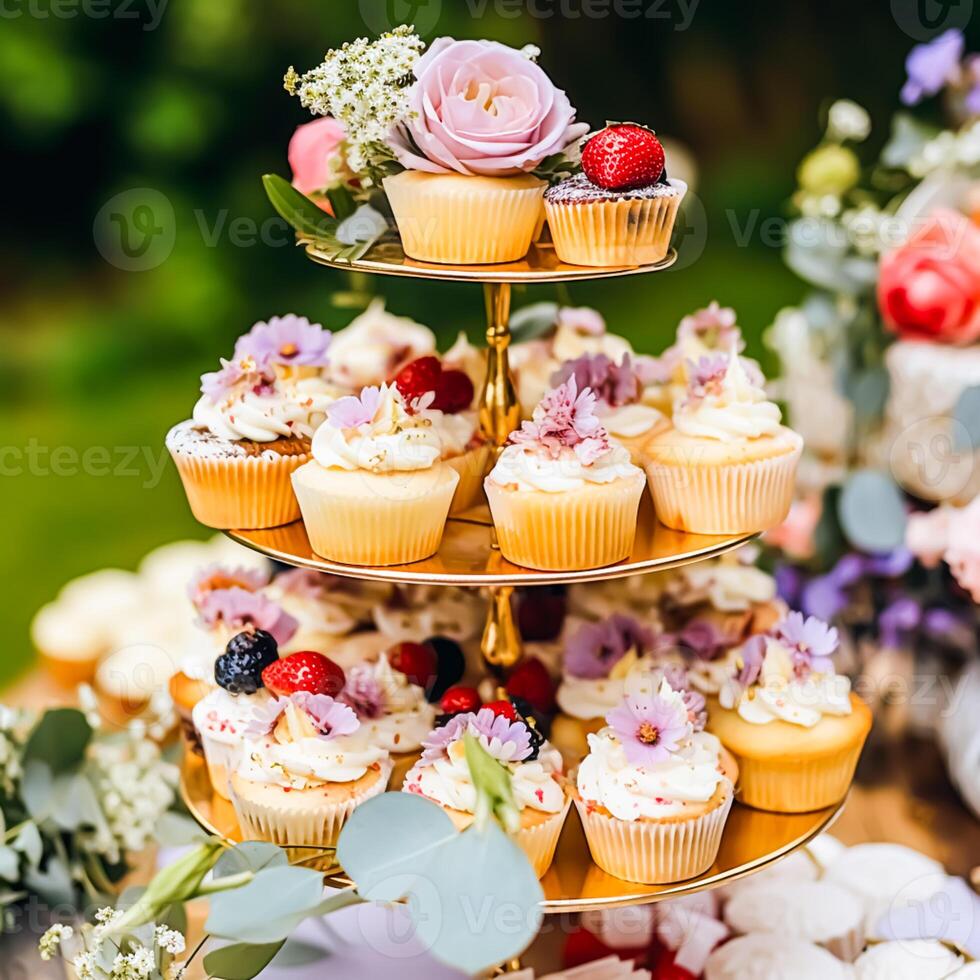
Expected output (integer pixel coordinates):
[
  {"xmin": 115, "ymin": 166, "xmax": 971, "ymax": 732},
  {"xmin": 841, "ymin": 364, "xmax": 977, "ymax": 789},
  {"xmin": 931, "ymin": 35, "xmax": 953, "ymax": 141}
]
[
  {"xmin": 292, "ymin": 462, "xmax": 459, "ymax": 566},
  {"xmin": 169, "ymin": 448, "xmax": 308, "ymax": 530},
  {"xmin": 485, "ymin": 473, "xmax": 646, "ymax": 571},
  {"xmin": 445, "ymin": 444, "xmax": 491, "ymax": 515},
  {"xmin": 574, "ymin": 783, "xmax": 733, "ymax": 884},
  {"xmin": 384, "ymin": 172, "xmax": 546, "ymax": 265},
  {"xmin": 644, "ymin": 443, "xmax": 802, "ymax": 535},
  {"xmin": 516, "ymin": 796, "xmax": 572, "ymax": 879},
  {"xmin": 198, "ymin": 734, "xmax": 240, "ymax": 802},
  {"xmin": 545, "ymin": 190, "xmax": 683, "ymax": 268}
]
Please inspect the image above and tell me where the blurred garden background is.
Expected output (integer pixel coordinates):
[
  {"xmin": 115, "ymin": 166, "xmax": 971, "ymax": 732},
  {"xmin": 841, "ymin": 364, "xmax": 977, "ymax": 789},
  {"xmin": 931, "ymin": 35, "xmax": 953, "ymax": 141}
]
[{"xmin": 4, "ymin": 0, "xmax": 979, "ymax": 684}]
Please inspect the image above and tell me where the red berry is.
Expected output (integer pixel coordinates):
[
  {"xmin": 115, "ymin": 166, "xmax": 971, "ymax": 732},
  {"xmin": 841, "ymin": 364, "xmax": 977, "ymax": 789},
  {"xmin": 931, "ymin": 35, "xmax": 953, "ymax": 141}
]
[
  {"xmin": 506, "ymin": 657, "xmax": 556, "ymax": 714},
  {"xmin": 261, "ymin": 651, "xmax": 345, "ymax": 698},
  {"xmin": 440, "ymin": 685, "xmax": 481, "ymax": 715},
  {"xmin": 517, "ymin": 592, "xmax": 566, "ymax": 642},
  {"xmin": 392, "ymin": 356, "xmax": 442, "ymax": 403},
  {"xmin": 431, "ymin": 369, "xmax": 475, "ymax": 413},
  {"xmin": 484, "ymin": 699, "xmax": 518, "ymax": 721},
  {"xmin": 388, "ymin": 641, "xmax": 438, "ymax": 689},
  {"xmin": 581, "ymin": 124, "xmax": 665, "ymax": 191}
]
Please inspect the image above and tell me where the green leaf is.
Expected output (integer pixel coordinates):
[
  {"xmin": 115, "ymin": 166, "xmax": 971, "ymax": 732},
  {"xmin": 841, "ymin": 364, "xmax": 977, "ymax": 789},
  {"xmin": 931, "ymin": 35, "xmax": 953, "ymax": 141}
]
[
  {"xmin": 326, "ymin": 185, "xmax": 357, "ymax": 221},
  {"xmin": 464, "ymin": 733, "xmax": 520, "ymax": 834},
  {"xmin": 203, "ymin": 941, "xmax": 285, "ymax": 980},
  {"xmin": 509, "ymin": 302, "xmax": 558, "ymax": 344},
  {"xmin": 274, "ymin": 938, "xmax": 331, "ymax": 967},
  {"xmin": 12, "ymin": 823, "xmax": 42, "ymax": 868},
  {"xmin": 337, "ymin": 792, "xmax": 456, "ymax": 902},
  {"xmin": 838, "ymin": 469, "xmax": 908, "ymax": 553},
  {"xmin": 953, "ymin": 385, "xmax": 980, "ymax": 452},
  {"xmin": 155, "ymin": 812, "xmax": 210, "ymax": 847},
  {"xmin": 262, "ymin": 174, "xmax": 338, "ymax": 241},
  {"xmin": 848, "ymin": 367, "xmax": 889, "ymax": 424},
  {"xmin": 24, "ymin": 857, "xmax": 75, "ymax": 907},
  {"xmin": 23, "ymin": 709, "xmax": 92, "ymax": 774},
  {"xmin": 214, "ymin": 841, "xmax": 288, "ymax": 879},
  {"xmin": 20, "ymin": 761, "xmax": 54, "ymax": 821}
]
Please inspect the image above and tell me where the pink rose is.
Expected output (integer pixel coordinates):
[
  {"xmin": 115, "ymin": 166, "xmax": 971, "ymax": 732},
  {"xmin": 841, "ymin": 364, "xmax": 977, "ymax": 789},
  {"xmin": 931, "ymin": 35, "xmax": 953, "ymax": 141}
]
[
  {"xmin": 389, "ymin": 38, "xmax": 587, "ymax": 176},
  {"xmin": 288, "ymin": 117, "xmax": 347, "ymax": 195},
  {"xmin": 878, "ymin": 208, "xmax": 980, "ymax": 345},
  {"xmin": 905, "ymin": 507, "xmax": 951, "ymax": 568}
]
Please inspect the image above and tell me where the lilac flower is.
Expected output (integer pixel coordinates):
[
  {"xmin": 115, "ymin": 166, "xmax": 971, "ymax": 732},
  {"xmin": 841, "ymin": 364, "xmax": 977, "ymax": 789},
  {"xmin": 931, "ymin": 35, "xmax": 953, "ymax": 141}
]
[
  {"xmin": 734, "ymin": 634, "xmax": 766, "ymax": 691},
  {"xmin": 607, "ymin": 686, "xmax": 691, "ymax": 766},
  {"xmin": 966, "ymin": 55, "xmax": 980, "ymax": 114},
  {"xmin": 244, "ymin": 697, "xmax": 288, "ymax": 739},
  {"xmin": 865, "ymin": 548, "xmax": 914, "ymax": 578},
  {"xmin": 196, "ymin": 587, "xmax": 299, "ymax": 647},
  {"xmin": 677, "ymin": 302, "xmax": 743, "ymax": 352},
  {"xmin": 419, "ymin": 708, "xmax": 532, "ymax": 767},
  {"xmin": 510, "ymin": 377, "xmax": 611, "ymax": 463},
  {"xmin": 551, "ymin": 353, "xmax": 641, "ymax": 408},
  {"xmin": 234, "ymin": 315, "xmax": 332, "ymax": 368},
  {"xmin": 187, "ymin": 564, "xmax": 269, "ymax": 607},
  {"xmin": 327, "ymin": 385, "xmax": 384, "ymax": 429},
  {"xmin": 774, "ymin": 611, "xmax": 839, "ymax": 676},
  {"xmin": 878, "ymin": 597, "xmax": 922, "ymax": 649},
  {"xmin": 200, "ymin": 356, "xmax": 272, "ymax": 402},
  {"xmin": 633, "ymin": 353, "xmax": 674, "ymax": 386},
  {"xmin": 775, "ymin": 562, "xmax": 804, "ymax": 608},
  {"xmin": 677, "ymin": 619, "xmax": 734, "ymax": 662},
  {"xmin": 273, "ymin": 567, "xmax": 342, "ymax": 599},
  {"xmin": 656, "ymin": 663, "xmax": 707, "ymax": 732},
  {"xmin": 685, "ymin": 355, "xmax": 729, "ymax": 403},
  {"xmin": 292, "ymin": 692, "xmax": 360, "ymax": 739},
  {"xmin": 340, "ymin": 664, "xmax": 387, "ymax": 719},
  {"xmin": 901, "ymin": 29, "xmax": 965, "ymax": 106},
  {"xmin": 564, "ymin": 614, "xmax": 657, "ymax": 679}
]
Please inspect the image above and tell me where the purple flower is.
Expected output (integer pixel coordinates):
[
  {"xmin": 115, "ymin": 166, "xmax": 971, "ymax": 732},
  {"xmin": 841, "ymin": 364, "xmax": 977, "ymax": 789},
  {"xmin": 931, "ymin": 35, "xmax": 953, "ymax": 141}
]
[
  {"xmin": 235, "ymin": 315, "xmax": 331, "ymax": 369},
  {"xmin": 419, "ymin": 708, "xmax": 532, "ymax": 767},
  {"xmin": 656, "ymin": 663, "xmax": 707, "ymax": 732},
  {"xmin": 878, "ymin": 597, "xmax": 922, "ymax": 649},
  {"xmin": 327, "ymin": 385, "xmax": 384, "ymax": 430},
  {"xmin": 273, "ymin": 567, "xmax": 343, "ymax": 599},
  {"xmin": 606, "ymin": 686, "xmax": 691, "ymax": 766},
  {"xmin": 865, "ymin": 548, "xmax": 914, "ymax": 578},
  {"xmin": 901, "ymin": 29, "xmax": 965, "ymax": 105},
  {"xmin": 340, "ymin": 664, "xmax": 387, "ymax": 720},
  {"xmin": 558, "ymin": 306, "xmax": 606, "ymax": 336},
  {"xmin": 292, "ymin": 691, "xmax": 360, "ymax": 739},
  {"xmin": 564, "ymin": 614, "xmax": 657, "ymax": 679},
  {"xmin": 966, "ymin": 55, "xmax": 980, "ymax": 113},
  {"xmin": 677, "ymin": 302, "xmax": 743, "ymax": 353},
  {"xmin": 244, "ymin": 697, "xmax": 288, "ymax": 739},
  {"xmin": 775, "ymin": 562, "xmax": 804, "ymax": 607},
  {"xmin": 685, "ymin": 354, "xmax": 729, "ymax": 403},
  {"xmin": 551, "ymin": 353, "xmax": 641, "ymax": 408},
  {"xmin": 633, "ymin": 353, "xmax": 674, "ymax": 386},
  {"xmin": 774, "ymin": 611, "xmax": 839, "ymax": 676},
  {"xmin": 187, "ymin": 564, "xmax": 269, "ymax": 607},
  {"xmin": 510, "ymin": 377, "xmax": 611, "ymax": 464},
  {"xmin": 677, "ymin": 619, "xmax": 734, "ymax": 662},
  {"xmin": 734, "ymin": 634, "xmax": 766, "ymax": 691},
  {"xmin": 200, "ymin": 356, "xmax": 273, "ymax": 403},
  {"xmin": 197, "ymin": 587, "xmax": 299, "ymax": 647}
]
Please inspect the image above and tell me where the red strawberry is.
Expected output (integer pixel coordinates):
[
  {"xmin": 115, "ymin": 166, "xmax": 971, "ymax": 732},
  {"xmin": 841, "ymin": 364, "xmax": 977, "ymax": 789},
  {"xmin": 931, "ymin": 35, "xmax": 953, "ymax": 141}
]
[
  {"xmin": 392, "ymin": 356, "xmax": 442, "ymax": 403},
  {"xmin": 440, "ymin": 685, "xmax": 482, "ymax": 715},
  {"xmin": 582, "ymin": 124, "xmax": 665, "ymax": 191},
  {"xmin": 506, "ymin": 657, "xmax": 556, "ymax": 714},
  {"xmin": 517, "ymin": 592, "xmax": 566, "ymax": 642},
  {"xmin": 483, "ymin": 699, "xmax": 518, "ymax": 721},
  {"xmin": 262, "ymin": 651, "xmax": 345, "ymax": 698},
  {"xmin": 431, "ymin": 369, "xmax": 475, "ymax": 413},
  {"xmin": 388, "ymin": 641, "xmax": 438, "ymax": 689}
]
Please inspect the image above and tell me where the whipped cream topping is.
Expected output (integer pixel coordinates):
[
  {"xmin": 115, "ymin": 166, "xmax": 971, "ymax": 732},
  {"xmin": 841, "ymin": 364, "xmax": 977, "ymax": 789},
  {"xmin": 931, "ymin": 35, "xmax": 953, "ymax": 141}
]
[
  {"xmin": 673, "ymin": 353, "xmax": 782, "ymax": 443},
  {"xmin": 312, "ymin": 385, "xmax": 443, "ymax": 473},
  {"xmin": 557, "ymin": 649, "xmax": 679, "ymax": 720},
  {"xmin": 600, "ymin": 402, "xmax": 665, "ymax": 439},
  {"xmin": 192, "ymin": 688, "xmax": 271, "ymax": 745},
  {"xmin": 488, "ymin": 441, "xmax": 639, "ymax": 492},
  {"xmin": 406, "ymin": 736, "xmax": 565, "ymax": 815},
  {"xmin": 373, "ymin": 586, "xmax": 484, "ymax": 643},
  {"xmin": 268, "ymin": 591, "xmax": 358, "ymax": 651},
  {"xmin": 674, "ymin": 559, "xmax": 777, "ymax": 612},
  {"xmin": 430, "ymin": 409, "xmax": 480, "ymax": 457}
]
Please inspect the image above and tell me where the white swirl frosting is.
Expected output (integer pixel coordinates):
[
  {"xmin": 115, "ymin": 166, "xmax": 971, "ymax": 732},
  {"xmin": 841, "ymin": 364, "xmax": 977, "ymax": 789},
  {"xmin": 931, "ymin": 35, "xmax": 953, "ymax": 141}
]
[
  {"xmin": 673, "ymin": 353, "xmax": 782, "ymax": 443},
  {"xmin": 557, "ymin": 652, "xmax": 667, "ymax": 720},
  {"xmin": 600, "ymin": 403, "xmax": 665, "ymax": 439},
  {"xmin": 577, "ymin": 727, "xmax": 728, "ymax": 821},
  {"xmin": 192, "ymin": 688, "xmax": 271, "ymax": 745},
  {"xmin": 430, "ymin": 409, "xmax": 480, "ymax": 457},
  {"xmin": 193, "ymin": 376, "xmax": 338, "ymax": 443},
  {"xmin": 488, "ymin": 442, "xmax": 640, "ymax": 493}
]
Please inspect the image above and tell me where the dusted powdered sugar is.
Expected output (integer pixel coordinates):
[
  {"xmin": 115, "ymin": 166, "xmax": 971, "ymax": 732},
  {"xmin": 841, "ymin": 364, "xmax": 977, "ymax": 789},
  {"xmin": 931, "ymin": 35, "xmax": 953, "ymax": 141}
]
[{"xmin": 545, "ymin": 172, "xmax": 680, "ymax": 205}]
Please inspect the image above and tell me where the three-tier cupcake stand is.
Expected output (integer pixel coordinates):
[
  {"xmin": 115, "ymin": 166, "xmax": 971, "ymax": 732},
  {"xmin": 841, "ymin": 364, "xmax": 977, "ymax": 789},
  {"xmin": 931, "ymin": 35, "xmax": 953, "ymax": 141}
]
[{"xmin": 181, "ymin": 235, "xmax": 848, "ymax": 912}]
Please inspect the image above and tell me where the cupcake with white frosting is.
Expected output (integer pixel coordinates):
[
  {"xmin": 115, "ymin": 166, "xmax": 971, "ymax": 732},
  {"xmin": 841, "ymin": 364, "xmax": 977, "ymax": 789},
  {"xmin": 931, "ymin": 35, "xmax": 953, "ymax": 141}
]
[
  {"xmin": 575, "ymin": 671, "xmax": 736, "ymax": 884},
  {"xmin": 485, "ymin": 378, "xmax": 646, "ymax": 571},
  {"xmin": 403, "ymin": 705, "xmax": 569, "ymax": 877},
  {"xmin": 167, "ymin": 315, "xmax": 339, "ymax": 529},
  {"xmin": 291, "ymin": 383, "xmax": 459, "ymax": 565},
  {"xmin": 644, "ymin": 350, "xmax": 803, "ymax": 534},
  {"xmin": 854, "ymin": 940, "xmax": 963, "ymax": 979},
  {"xmin": 704, "ymin": 934, "xmax": 853, "ymax": 980},
  {"xmin": 708, "ymin": 612, "xmax": 871, "ymax": 813},
  {"xmin": 372, "ymin": 585, "xmax": 484, "ymax": 645}
]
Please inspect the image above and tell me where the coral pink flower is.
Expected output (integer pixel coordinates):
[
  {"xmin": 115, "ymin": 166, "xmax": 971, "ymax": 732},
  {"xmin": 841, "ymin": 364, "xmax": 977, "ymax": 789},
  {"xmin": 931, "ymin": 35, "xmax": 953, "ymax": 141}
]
[
  {"xmin": 765, "ymin": 494, "xmax": 822, "ymax": 561},
  {"xmin": 288, "ymin": 117, "xmax": 347, "ymax": 196}
]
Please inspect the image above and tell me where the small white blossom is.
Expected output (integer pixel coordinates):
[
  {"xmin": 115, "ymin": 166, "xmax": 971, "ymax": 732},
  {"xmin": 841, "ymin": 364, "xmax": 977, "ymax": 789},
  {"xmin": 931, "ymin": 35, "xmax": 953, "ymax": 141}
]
[
  {"xmin": 827, "ymin": 99, "xmax": 870, "ymax": 142},
  {"xmin": 154, "ymin": 926, "xmax": 185, "ymax": 955},
  {"xmin": 38, "ymin": 923, "xmax": 73, "ymax": 960},
  {"xmin": 167, "ymin": 964, "xmax": 186, "ymax": 980},
  {"xmin": 73, "ymin": 951, "xmax": 97, "ymax": 980},
  {"xmin": 94, "ymin": 906, "xmax": 119, "ymax": 925},
  {"xmin": 520, "ymin": 44, "xmax": 541, "ymax": 61}
]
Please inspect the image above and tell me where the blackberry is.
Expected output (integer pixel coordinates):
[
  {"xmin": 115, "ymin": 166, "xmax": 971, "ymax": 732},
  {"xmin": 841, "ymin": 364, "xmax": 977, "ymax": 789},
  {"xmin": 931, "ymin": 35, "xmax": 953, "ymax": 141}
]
[
  {"xmin": 509, "ymin": 696, "xmax": 548, "ymax": 760},
  {"xmin": 214, "ymin": 629, "xmax": 279, "ymax": 695},
  {"xmin": 424, "ymin": 636, "xmax": 466, "ymax": 701}
]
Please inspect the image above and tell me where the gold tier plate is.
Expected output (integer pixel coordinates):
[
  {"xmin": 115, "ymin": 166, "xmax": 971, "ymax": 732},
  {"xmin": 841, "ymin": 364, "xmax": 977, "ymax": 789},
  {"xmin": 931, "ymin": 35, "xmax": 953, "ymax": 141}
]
[
  {"xmin": 302, "ymin": 237, "xmax": 677, "ymax": 283},
  {"xmin": 181, "ymin": 752, "xmax": 844, "ymax": 913},
  {"xmin": 227, "ymin": 496, "xmax": 755, "ymax": 587}
]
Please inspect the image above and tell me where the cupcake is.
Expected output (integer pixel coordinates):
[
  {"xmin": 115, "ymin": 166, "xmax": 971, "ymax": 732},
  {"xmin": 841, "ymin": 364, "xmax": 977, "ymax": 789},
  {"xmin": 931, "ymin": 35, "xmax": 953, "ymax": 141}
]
[
  {"xmin": 167, "ymin": 315, "xmax": 338, "ymax": 529},
  {"xmin": 373, "ymin": 585, "xmax": 485, "ymax": 646},
  {"xmin": 644, "ymin": 351, "xmax": 803, "ymax": 535},
  {"xmin": 485, "ymin": 378, "xmax": 646, "ymax": 571},
  {"xmin": 575, "ymin": 672, "xmax": 734, "ymax": 885},
  {"xmin": 263, "ymin": 569, "xmax": 367, "ymax": 654},
  {"xmin": 551, "ymin": 353, "xmax": 667, "ymax": 463},
  {"xmin": 723, "ymin": 880, "xmax": 866, "ymax": 962},
  {"xmin": 545, "ymin": 125, "xmax": 683, "ymax": 268},
  {"xmin": 230, "ymin": 691, "xmax": 391, "ymax": 865},
  {"xmin": 708, "ymin": 613, "xmax": 872, "ymax": 813},
  {"xmin": 291, "ymin": 384, "xmax": 459, "ymax": 566},
  {"xmin": 568, "ymin": 570, "xmax": 675, "ymax": 623},
  {"xmin": 704, "ymin": 934, "xmax": 853, "ymax": 980},
  {"xmin": 403, "ymin": 704, "xmax": 569, "ymax": 878},
  {"xmin": 854, "ymin": 940, "xmax": 963, "ymax": 979}
]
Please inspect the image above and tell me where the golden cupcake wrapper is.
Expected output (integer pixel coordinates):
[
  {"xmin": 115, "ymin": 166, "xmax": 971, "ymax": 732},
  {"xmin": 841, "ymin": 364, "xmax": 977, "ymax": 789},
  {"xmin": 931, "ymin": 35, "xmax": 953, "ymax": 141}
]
[
  {"xmin": 169, "ymin": 448, "xmax": 308, "ymax": 530},
  {"xmin": 516, "ymin": 796, "xmax": 572, "ymax": 879},
  {"xmin": 644, "ymin": 445, "xmax": 802, "ymax": 535},
  {"xmin": 445, "ymin": 443, "xmax": 491, "ymax": 516},
  {"xmin": 485, "ymin": 473, "xmax": 646, "ymax": 571},
  {"xmin": 545, "ymin": 192, "xmax": 682, "ymax": 268},
  {"xmin": 574, "ymin": 782, "xmax": 734, "ymax": 884},
  {"xmin": 292, "ymin": 462, "xmax": 459, "ymax": 566},
  {"xmin": 38, "ymin": 651, "xmax": 99, "ymax": 688},
  {"xmin": 384, "ymin": 172, "xmax": 546, "ymax": 264}
]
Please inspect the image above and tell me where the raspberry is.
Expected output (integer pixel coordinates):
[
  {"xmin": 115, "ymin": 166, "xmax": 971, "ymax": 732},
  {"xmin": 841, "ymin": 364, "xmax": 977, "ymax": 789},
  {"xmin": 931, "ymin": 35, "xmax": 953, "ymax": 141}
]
[
  {"xmin": 392, "ymin": 356, "xmax": 442, "ymax": 403},
  {"xmin": 582, "ymin": 124, "xmax": 665, "ymax": 191},
  {"xmin": 388, "ymin": 641, "xmax": 438, "ymax": 690},
  {"xmin": 431, "ymin": 369, "xmax": 475, "ymax": 413},
  {"xmin": 261, "ymin": 651, "xmax": 345, "ymax": 697},
  {"xmin": 506, "ymin": 657, "xmax": 556, "ymax": 714},
  {"xmin": 439, "ymin": 685, "xmax": 482, "ymax": 715},
  {"xmin": 214, "ymin": 629, "xmax": 279, "ymax": 695},
  {"xmin": 484, "ymin": 699, "xmax": 518, "ymax": 721}
]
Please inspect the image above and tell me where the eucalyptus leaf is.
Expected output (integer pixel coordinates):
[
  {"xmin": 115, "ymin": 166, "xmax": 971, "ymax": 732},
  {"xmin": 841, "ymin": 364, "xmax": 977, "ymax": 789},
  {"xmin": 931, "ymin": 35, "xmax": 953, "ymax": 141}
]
[
  {"xmin": 24, "ymin": 857, "xmax": 75, "ymax": 907},
  {"xmin": 336, "ymin": 204, "xmax": 388, "ymax": 247},
  {"xmin": 214, "ymin": 841, "xmax": 288, "ymax": 879},
  {"xmin": 23, "ymin": 709, "xmax": 91, "ymax": 773},
  {"xmin": 509, "ymin": 302, "xmax": 559, "ymax": 344},
  {"xmin": 838, "ymin": 469, "xmax": 908, "ymax": 553},
  {"xmin": 262, "ymin": 174, "xmax": 339, "ymax": 241},
  {"xmin": 848, "ymin": 367, "xmax": 890, "ymax": 424},
  {"xmin": 12, "ymin": 823, "xmax": 42, "ymax": 868},
  {"xmin": 155, "ymin": 812, "xmax": 209, "ymax": 847},
  {"xmin": 203, "ymin": 940, "xmax": 285, "ymax": 980},
  {"xmin": 953, "ymin": 385, "xmax": 980, "ymax": 452},
  {"xmin": 51, "ymin": 773, "xmax": 106, "ymax": 834},
  {"xmin": 0, "ymin": 846, "xmax": 19, "ymax": 882},
  {"xmin": 20, "ymin": 761, "xmax": 54, "ymax": 821},
  {"xmin": 274, "ymin": 938, "xmax": 331, "ymax": 967},
  {"xmin": 337, "ymin": 792, "xmax": 456, "ymax": 902}
]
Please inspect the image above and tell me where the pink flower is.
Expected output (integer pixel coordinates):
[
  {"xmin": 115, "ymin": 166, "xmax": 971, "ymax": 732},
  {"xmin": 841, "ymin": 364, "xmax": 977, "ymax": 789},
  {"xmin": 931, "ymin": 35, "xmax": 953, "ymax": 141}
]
[
  {"xmin": 234, "ymin": 315, "xmax": 331, "ymax": 369},
  {"xmin": 292, "ymin": 691, "xmax": 360, "ymax": 739},
  {"xmin": 774, "ymin": 612, "xmax": 839, "ymax": 677},
  {"xmin": 389, "ymin": 38, "xmax": 587, "ymax": 176},
  {"xmin": 419, "ymin": 708, "xmax": 533, "ymax": 766},
  {"xmin": 944, "ymin": 497, "xmax": 980, "ymax": 601},
  {"xmin": 557, "ymin": 306, "xmax": 606, "ymax": 336},
  {"xmin": 677, "ymin": 302, "xmax": 743, "ymax": 352},
  {"xmin": 200, "ymin": 356, "xmax": 272, "ymax": 403},
  {"xmin": 606, "ymin": 685, "xmax": 691, "ymax": 767},
  {"xmin": 564, "ymin": 614, "xmax": 658, "ymax": 679},
  {"xmin": 765, "ymin": 494, "xmax": 822, "ymax": 561},
  {"xmin": 340, "ymin": 664, "xmax": 387, "ymax": 720},
  {"xmin": 288, "ymin": 117, "xmax": 347, "ymax": 196},
  {"xmin": 685, "ymin": 354, "xmax": 729, "ymax": 402},
  {"xmin": 551, "ymin": 353, "xmax": 642, "ymax": 408},
  {"xmin": 196, "ymin": 587, "xmax": 298, "ymax": 647},
  {"xmin": 326, "ymin": 385, "xmax": 384, "ymax": 430},
  {"xmin": 187, "ymin": 564, "xmax": 269, "ymax": 608},
  {"xmin": 510, "ymin": 376, "xmax": 611, "ymax": 463},
  {"xmin": 905, "ymin": 507, "xmax": 952, "ymax": 568},
  {"xmin": 878, "ymin": 209, "xmax": 980, "ymax": 345}
]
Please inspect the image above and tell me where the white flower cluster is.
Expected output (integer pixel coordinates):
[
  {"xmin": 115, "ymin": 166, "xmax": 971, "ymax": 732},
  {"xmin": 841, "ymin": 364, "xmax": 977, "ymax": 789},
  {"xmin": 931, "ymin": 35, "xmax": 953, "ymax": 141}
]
[
  {"xmin": 79, "ymin": 737, "xmax": 178, "ymax": 864},
  {"xmin": 38, "ymin": 923, "xmax": 73, "ymax": 960},
  {"xmin": 285, "ymin": 25, "xmax": 425, "ymax": 177},
  {"xmin": 910, "ymin": 119, "xmax": 980, "ymax": 177}
]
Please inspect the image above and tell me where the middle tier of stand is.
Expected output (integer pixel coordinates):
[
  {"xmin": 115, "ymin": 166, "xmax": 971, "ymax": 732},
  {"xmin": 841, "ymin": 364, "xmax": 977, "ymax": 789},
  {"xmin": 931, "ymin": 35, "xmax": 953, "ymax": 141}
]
[{"xmin": 228, "ymin": 495, "xmax": 755, "ymax": 587}]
